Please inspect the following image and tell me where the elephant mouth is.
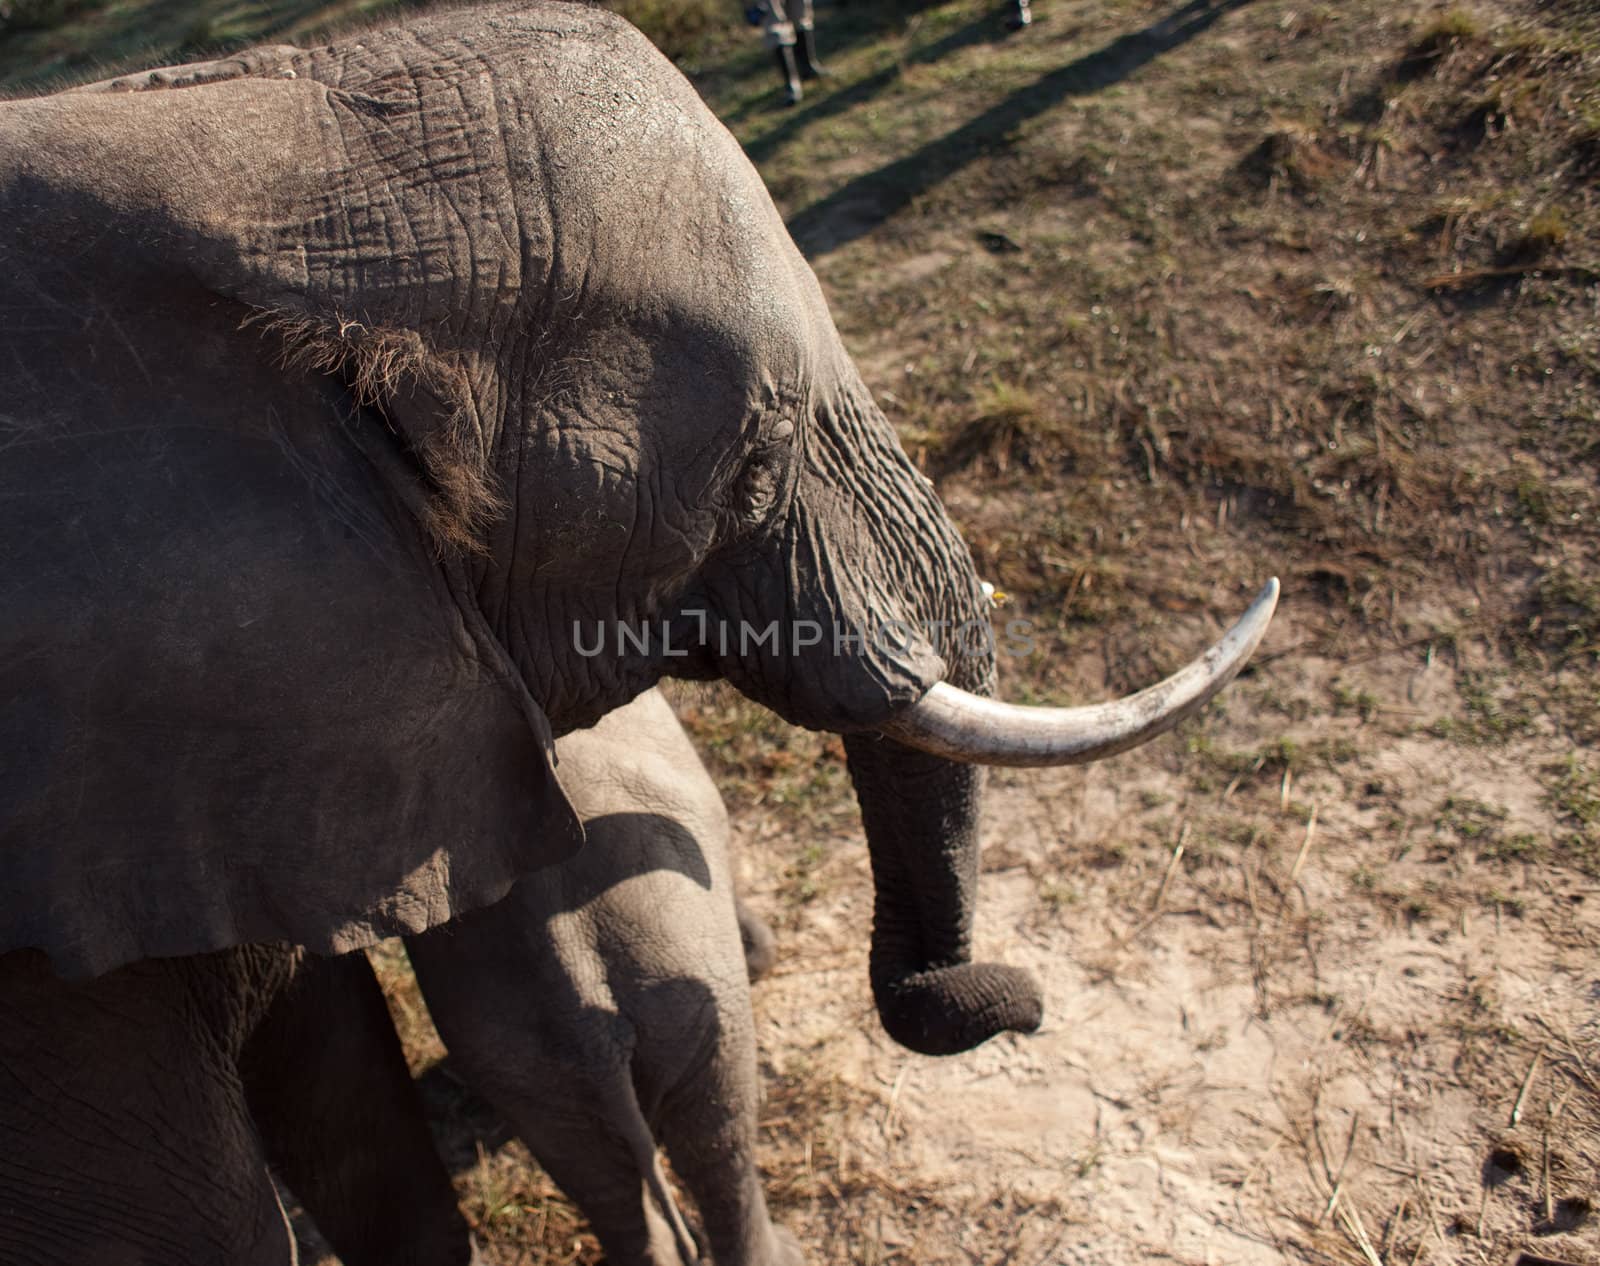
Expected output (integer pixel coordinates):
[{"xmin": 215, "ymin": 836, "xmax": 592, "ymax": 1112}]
[{"xmin": 878, "ymin": 579, "xmax": 1278, "ymax": 767}]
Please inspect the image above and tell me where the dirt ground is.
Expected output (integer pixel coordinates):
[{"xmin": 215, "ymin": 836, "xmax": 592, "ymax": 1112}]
[{"xmin": 722, "ymin": 640, "xmax": 1599, "ymax": 1266}]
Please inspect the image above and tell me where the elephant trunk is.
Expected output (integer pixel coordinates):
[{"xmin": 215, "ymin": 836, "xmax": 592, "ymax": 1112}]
[{"xmin": 843, "ymin": 733, "xmax": 1042, "ymax": 1057}]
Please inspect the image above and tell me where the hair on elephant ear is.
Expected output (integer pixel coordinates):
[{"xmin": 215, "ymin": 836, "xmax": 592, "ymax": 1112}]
[{"xmin": 245, "ymin": 307, "xmax": 503, "ymax": 556}]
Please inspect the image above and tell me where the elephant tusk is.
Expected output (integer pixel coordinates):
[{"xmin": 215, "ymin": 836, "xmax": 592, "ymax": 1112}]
[{"xmin": 880, "ymin": 578, "xmax": 1280, "ymax": 767}]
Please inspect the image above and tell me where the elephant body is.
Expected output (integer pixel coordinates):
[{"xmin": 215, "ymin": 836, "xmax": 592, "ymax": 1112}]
[
  {"xmin": 0, "ymin": 945, "xmax": 470, "ymax": 1266},
  {"xmin": 0, "ymin": 685, "xmax": 794, "ymax": 1266},
  {"xmin": 408, "ymin": 688, "xmax": 797, "ymax": 1266}
]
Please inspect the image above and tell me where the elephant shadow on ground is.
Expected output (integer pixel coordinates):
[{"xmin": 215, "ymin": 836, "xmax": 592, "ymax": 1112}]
[{"xmin": 786, "ymin": 0, "xmax": 1258, "ymax": 257}]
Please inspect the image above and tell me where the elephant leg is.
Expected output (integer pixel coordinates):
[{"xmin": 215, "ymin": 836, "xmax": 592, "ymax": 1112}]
[
  {"xmin": 512, "ymin": 1080, "xmax": 700, "ymax": 1266},
  {"xmin": 0, "ymin": 947, "xmax": 296, "ymax": 1266},
  {"xmin": 409, "ymin": 927, "xmax": 697, "ymax": 1266},
  {"xmin": 239, "ymin": 949, "xmax": 472, "ymax": 1266},
  {"xmin": 652, "ymin": 1027, "xmax": 802, "ymax": 1266},
  {"xmin": 733, "ymin": 897, "xmax": 777, "ymax": 982}
]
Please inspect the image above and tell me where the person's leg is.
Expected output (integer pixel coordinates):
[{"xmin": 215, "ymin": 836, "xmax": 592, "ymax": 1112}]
[
  {"xmin": 792, "ymin": 0, "xmax": 827, "ymax": 80},
  {"xmin": 760, "ymin": 0, "xmax": 804, "ymax": 104}
]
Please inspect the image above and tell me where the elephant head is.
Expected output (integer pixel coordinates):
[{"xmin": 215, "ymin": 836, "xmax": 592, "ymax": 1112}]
[{"xmin": 0, "ymin": 3, "xmax": 1274, "ymax": 1052}]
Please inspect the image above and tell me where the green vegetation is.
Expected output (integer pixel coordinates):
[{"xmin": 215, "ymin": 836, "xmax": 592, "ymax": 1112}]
[
  {"xmin": 608, "ymin": 0, "xmax": 730, "ymax": 62},
  {"xmin": 1432, "ymin": 794, "xmax": 1548, "ymax": 868},
  {"xmin": 1430, "ymin": 670, "xmax": 1536, "ymax": 745},
  {"xmin": 1331, "ymin": 683, "xmax": 1380, "ymax": 723},
  {"xmin": 1544, "ymin": 753, "xmax": 1600, "ymax": 875}
]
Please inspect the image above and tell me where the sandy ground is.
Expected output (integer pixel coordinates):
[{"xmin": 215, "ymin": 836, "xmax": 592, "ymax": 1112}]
[{"xmin": 726, "ymin": 621, "xmax": 1600, "ymax": 1266}]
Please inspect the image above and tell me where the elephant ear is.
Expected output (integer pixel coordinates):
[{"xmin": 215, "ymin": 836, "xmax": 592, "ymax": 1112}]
[
  {"xmin": 162, "ymin": 28, "xmax": 547, "ymax": 557},
  {"xmin": 0, "ymin": 74, "xmax": 583, "ymax": 979}
]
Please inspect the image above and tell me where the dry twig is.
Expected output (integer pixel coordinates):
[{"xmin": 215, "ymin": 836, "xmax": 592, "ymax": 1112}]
[
  {"xmin": 1153, "ymin": 820, "xmax": 1190, "ymax": 910},
  {"xmin": 1511, "ymin": 1047, "xmax": 1545, "ymax": 1128},
  {"xmin": 1289, "ymin": 806, "xmax": 1320, "ymax": 885}
]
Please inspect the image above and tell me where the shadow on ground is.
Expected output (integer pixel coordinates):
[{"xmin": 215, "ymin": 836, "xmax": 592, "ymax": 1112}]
[
  {"xmin": 787, "ymin": 0, "xmax": 1254, "ymax": 256},
  {"xmin": 743, "ymin": 8, "xmax": 1017, "ymax": 164}
]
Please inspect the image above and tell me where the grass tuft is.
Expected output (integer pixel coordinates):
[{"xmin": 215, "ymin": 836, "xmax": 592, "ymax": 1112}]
[
  {"xmin": 1529, "ymin": 565, "xmax": 1600, "ymax": 661},
  {"xmin": 1397, "ymin": 8, "xmax": 1486, "ymax": 79},
  {"xmin": 1543, "ymin": 754, "xmax": 1600, "ymax": 875},
  {"xmin": 1502, "ymin": 209, "xmax": 1570, "ymax": 265},
  {"xmin": 930, "ymin": 381, "xmax": 1073, "ymax": 478},
  {"xmin": 607, "ymin": 0, "xmax": 735, "ymax": 63},
  {"xmin": 1234, "ymin": 128, "xmax": 1344, "ymax": 198}
]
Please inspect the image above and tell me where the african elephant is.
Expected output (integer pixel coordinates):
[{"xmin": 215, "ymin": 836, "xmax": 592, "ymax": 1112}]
[
  {"xmin": 257, "ymin": 689, "xmax": 778, "ymax": 1266},
  {"xmin": 401, "ymin": 688, "xmax": 796, "ymax": 1266},
  {"xmin": 0, "ymin": 3, "xmax": 1276, "ymax": 1260}
]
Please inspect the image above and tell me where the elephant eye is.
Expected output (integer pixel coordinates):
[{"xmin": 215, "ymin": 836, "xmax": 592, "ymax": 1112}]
[
  {"xmin": 733, "ymin": 422, "xmax": 796, "ymax": 532},
  {"xmin": 741, "ymin": 450, "xmax": 783, "ymax": 519}
]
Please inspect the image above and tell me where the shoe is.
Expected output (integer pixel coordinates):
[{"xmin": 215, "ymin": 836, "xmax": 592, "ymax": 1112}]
[
  {"xmin": 1006, "ymin": 0, "xmax": 1031, "ymax": 28},
  {"xmin": 774, "ymin": 46, "xmax": 802, "ymax": 105}
]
